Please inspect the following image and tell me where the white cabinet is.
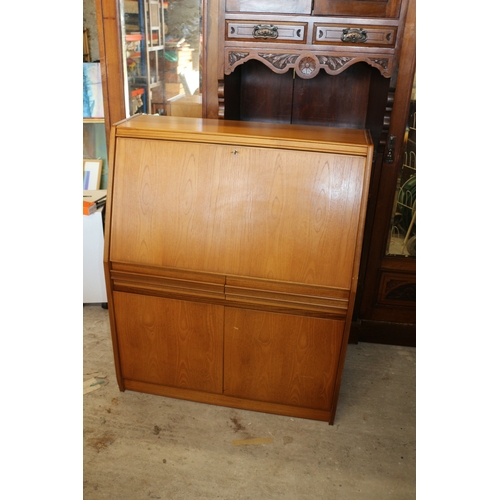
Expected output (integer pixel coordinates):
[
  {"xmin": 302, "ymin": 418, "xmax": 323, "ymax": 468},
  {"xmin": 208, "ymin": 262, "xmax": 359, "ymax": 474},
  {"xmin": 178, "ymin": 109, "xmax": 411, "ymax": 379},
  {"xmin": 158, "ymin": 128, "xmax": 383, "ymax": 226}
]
[{"xmin": 83, "ymin": 207, "xmax": 107, "ymax": 304}]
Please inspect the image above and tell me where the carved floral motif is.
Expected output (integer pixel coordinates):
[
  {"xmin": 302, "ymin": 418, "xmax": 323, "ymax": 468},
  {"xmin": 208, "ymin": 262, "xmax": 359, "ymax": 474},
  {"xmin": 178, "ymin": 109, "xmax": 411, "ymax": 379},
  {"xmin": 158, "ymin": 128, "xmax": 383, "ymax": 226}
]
[
  {"xmin": 227, "ymin": 52, "xmax": 391, "ymax": 78},
  {"xmin": 228, "ymin": 52, "xmax": 249, "ymax": 66},
  {"xmin": 297, "ymin": 56, "xmax": 316, "ymax": 76},
  {"xmin": 370, "ymin": 58, "xmax": 389, "ymax": 70},
  {"xmin": 317, "ymin": 55, "xmax": 353, "ymax": 72},
  {"xmin": 257, "ymin": 53, "xmax": 299, "ymax": 70}
]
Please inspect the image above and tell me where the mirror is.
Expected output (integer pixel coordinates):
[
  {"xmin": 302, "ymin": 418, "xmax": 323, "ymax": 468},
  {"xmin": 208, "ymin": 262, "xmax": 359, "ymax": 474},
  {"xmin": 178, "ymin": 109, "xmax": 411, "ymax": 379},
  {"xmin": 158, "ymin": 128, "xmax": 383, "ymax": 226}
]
[
  {"xmin": 386, "ymin": 75, "xmax": 416, "ymax": 257},
  {"xmin": 120, "ymin": 0, "xmax": 203, "ymax": 118}
]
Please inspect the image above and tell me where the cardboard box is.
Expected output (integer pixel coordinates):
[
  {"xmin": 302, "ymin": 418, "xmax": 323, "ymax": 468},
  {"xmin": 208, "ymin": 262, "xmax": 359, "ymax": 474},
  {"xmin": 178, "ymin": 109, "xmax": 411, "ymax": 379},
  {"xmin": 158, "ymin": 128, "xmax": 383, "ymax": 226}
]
[
  {"xmin": 168, "ymin": 94, "xmax": 202, "ymax": 118},
  {"xmin": 164, "ymin": 83, "xmax": 184, "ymax": 99}
]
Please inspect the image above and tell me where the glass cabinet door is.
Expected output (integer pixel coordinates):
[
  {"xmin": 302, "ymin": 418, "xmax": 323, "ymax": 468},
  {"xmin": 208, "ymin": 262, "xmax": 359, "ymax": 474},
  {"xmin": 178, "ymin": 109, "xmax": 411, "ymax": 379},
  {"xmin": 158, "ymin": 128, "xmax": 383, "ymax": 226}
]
[
  {"xmin": 386, "ymin": 76, "xmax": 416, "ymax": 258},
  {"xmin": 120, "ymin": 0, "xmax": 203, "ymax": 118}
]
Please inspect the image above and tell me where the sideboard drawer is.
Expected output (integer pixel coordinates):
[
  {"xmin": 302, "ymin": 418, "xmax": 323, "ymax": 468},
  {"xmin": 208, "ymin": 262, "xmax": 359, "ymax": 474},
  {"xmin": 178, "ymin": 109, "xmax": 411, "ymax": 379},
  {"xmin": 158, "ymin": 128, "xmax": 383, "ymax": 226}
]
[
  {"xmin": 314, "ymin": 24, "xmax": 397, "ymax": 47},
  {"xmin": 226, "ymin": 0, "xmax": 312, "ymax": 14},
  {"xmin": 226, "ymin": 21, "xmax": 307, "ymax": 43}
]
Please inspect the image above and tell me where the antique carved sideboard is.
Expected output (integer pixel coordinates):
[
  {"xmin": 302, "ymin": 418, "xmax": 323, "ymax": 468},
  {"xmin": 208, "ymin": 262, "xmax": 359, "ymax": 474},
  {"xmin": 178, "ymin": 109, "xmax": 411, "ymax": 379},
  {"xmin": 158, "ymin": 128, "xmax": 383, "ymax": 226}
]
[
  {"xmin": 104, "ymin": 114, "xmax": 373, "ymax": 423},
  {"xmin": 209, "ymin": 0, "xmax": 409, "ymax": 125}
]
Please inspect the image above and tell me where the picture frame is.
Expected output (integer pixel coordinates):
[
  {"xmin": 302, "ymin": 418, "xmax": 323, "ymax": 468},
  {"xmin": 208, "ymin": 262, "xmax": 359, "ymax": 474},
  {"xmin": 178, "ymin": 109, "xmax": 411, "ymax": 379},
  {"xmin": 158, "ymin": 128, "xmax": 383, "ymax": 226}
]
[
  {"xmin": 83, "ymin": 159, "xmax": 103, "ymax": 190},
  {"xmin": 83, "ymin": 63, "xmax": 104, "ymax": 118}
]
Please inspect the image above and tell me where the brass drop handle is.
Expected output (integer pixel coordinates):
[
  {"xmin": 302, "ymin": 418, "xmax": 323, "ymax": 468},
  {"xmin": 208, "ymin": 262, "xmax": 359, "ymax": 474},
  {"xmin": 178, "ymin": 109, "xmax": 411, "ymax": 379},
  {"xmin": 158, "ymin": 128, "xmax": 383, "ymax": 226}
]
[
  {"xmin": 253, "ymin": 24, "xmax": 279, "ymax": 39},
  {"xmin": 341, "ymin": 28, "xmax": 367, "ymax": 43}
]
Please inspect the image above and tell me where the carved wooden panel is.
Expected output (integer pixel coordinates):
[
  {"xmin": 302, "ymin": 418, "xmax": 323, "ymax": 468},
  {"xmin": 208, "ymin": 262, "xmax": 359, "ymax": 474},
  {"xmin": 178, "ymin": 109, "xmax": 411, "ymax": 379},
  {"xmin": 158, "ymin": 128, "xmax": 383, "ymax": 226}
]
[
  {"xmin": 225, "ymin": 48, "xmax": 392, "ymax": 78},
  {"xmin": 377, "ymin": 271, "xmax": 416, "ymax": 305}
]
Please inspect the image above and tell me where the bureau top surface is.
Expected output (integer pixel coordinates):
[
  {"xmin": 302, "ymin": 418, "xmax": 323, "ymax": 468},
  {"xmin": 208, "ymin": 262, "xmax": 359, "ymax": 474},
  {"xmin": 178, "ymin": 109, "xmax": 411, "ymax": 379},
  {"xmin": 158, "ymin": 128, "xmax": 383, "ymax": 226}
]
[{"xmin": 113, "ymin": 115, "xmax": 372, "ymax": 156}]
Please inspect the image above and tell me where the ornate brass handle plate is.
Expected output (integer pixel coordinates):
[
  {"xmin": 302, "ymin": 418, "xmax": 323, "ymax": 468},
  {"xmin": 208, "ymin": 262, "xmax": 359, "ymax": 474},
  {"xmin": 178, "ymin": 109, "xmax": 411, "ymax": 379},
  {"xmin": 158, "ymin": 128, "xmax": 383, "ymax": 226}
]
[
  {"xmin": 341, "ymin": 28, "xmax": 367, "ymax": 43},
  {"xmin": 253, "ymin": 24, "xmax": 279, "ymax": 39}
]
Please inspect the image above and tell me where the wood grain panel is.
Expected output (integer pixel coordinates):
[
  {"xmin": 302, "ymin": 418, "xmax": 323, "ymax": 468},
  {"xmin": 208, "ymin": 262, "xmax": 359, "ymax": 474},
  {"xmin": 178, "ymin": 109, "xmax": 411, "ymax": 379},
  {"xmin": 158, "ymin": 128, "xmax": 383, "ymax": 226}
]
[
  {"xmin": 313, "ymin": 0, "xmax": 402, "ymax": 18},
  {"xmin": 224, "ymin": 307, "xmax": 344, "ymax": 410},
  {"xmin": 238, "ymin": 60, "xmax": 294, "ymax": 123},
  {"xmin": 113, "ymin": 292, "xmax": 224, "ymax": 393},
  {"xmin": 292, "ymin": 63, "xmax": 375, "ymax": 128},
  {"xmin": 110, "ymin": 138, "xmax": 366, "ymax": 288}
]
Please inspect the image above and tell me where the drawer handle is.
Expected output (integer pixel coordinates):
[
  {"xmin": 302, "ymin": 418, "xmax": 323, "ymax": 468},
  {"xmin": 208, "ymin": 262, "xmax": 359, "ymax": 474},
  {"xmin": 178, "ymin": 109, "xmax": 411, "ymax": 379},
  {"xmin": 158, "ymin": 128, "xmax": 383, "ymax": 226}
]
[
  {"xmin": 341, "ymin": 28, "xmax": 367, "ymax": 43},
  {"xmin": 253, "ymin": 24, "xmax": 279, "ymax": 39}
]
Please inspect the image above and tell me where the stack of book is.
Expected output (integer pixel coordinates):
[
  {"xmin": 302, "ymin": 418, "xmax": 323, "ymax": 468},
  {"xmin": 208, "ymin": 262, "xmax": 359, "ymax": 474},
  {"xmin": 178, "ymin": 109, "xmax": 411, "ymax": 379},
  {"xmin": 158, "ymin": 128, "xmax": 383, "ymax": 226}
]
[{"xmin": 83, "ymin": 190, "xmax": 107, "ymax": 216}]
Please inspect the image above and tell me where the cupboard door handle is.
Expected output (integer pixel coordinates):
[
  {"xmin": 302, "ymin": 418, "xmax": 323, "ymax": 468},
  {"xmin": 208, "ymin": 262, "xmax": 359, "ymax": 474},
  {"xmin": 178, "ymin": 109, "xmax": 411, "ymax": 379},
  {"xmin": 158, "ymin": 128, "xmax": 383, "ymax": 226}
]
[
  {"xmin": 253, "ymin": 24, "xmax": 279, "ymax": 39},
  {"xmin": 341, "ymin": 28, "xmax": 367, "ymax": 43}
]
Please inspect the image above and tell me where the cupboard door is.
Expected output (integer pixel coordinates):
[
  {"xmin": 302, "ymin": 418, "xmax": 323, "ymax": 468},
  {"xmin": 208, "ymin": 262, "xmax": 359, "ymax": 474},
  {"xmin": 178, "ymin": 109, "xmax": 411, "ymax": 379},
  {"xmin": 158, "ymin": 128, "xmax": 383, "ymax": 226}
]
[
  {"xmin": 313, "ymin": 0, "xmax": 402, "ymax": 18},
  {"xmin": 113, "ymin": 292, "xmax": 224, "ymax": 393},
  {"xmin": 224, "ymin": 307, "xmax": 344, "ymax": 410}
]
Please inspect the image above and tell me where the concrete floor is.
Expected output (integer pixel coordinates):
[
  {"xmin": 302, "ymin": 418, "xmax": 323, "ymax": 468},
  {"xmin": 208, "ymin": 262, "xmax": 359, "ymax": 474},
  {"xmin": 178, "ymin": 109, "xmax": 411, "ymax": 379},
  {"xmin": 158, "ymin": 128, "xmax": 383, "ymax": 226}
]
[{"xmin": 83, "ymin": 304, "xmax": 416, "ymax": 499}]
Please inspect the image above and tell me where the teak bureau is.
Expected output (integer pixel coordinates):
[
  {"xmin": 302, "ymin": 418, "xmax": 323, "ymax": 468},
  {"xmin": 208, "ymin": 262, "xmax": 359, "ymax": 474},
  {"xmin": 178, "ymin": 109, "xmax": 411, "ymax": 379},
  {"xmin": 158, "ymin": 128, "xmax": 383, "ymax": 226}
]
[{"xmin": 104, "ymin": 114, "xmax": 373, "ymax": 424}]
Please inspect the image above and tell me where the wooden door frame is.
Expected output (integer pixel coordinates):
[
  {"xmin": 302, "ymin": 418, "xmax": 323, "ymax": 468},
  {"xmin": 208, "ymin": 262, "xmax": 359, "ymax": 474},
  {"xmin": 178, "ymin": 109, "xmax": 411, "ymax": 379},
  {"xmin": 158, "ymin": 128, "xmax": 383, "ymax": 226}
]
[
  {"xmin": 95, "ymin": 0, "xmax": 127, "ymax": 151},
  {"xmin": 352, "ymin": 0, "xmax": 416, "ymax": 345},
  {"xmin": 95, "ymin": 0, "xmax": 220, "ymax": 149}
]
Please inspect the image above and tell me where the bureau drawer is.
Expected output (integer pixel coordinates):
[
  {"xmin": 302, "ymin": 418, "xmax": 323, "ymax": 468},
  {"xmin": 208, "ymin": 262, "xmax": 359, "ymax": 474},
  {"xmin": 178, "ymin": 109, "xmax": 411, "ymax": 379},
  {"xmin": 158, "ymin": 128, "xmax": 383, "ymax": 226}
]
[
  {"xmin": 226, "ymin": 0, "xmax": 312, "ymax": 14},
  {"xmin": 314, "ymin": 24, "xmax": 397, "ymax": 47},
  {"xmin": 226, "ymin": 21, "xmax": 307, "ymax": 43}
]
